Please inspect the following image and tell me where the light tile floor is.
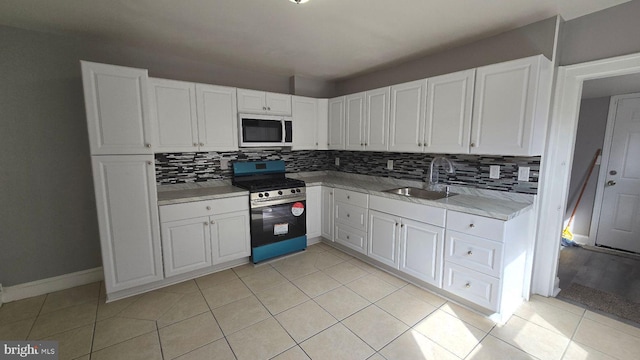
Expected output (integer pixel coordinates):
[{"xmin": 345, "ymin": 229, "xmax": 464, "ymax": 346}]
[{"xmin": 1, "ymin": 242, "xmax": 639, "ymax": 360}]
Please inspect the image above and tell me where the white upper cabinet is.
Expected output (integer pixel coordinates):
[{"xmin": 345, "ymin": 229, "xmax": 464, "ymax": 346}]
[
  {"xmin": 149, "ymin": 78, "xmax": 199, "ymax": 152},
  {"xmin": 316, "ymin": 99, "xmax": 329, "ymax": 150},
  {"xmin": 424, "ymin": 70, "xmax": 475, "ymax": 154},
  {"xmin": 389, "ymin": 79, "xmax": 427, "ymax": 153},
  {"xmin": 292, "ymin": 96, "xmax": 319, "ymax": 150},
  {"xmin": 196, "ymin": 84, "xmax": 238, "ymax": 152},
  {"xmin": 328, "ymin": 97, "xmax": 345, "ymax": 149},
  {"xmin": 365, "ymin": 87, "xmax": 390, "ymax": 151},
  {"xmin": 82, "ymin": 61, "xmax": 153, "ymax": 155},
  {"xmin": 237, "ymin": 89, "xmax": 292, "ymax": 116},
  {"xmin": 345, "ymin": 92, "xmax": 366, "ymax": 150},
  {"xmin": 471, "ymin": 55, "xmax": 551, "ymax": 156},
  {"xmin": 92, "ymin": 155, "xmax": 163, "ymax": 294}
]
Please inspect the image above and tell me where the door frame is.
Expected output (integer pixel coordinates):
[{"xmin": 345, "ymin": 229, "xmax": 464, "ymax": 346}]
[
  {"xmin": 532, "ymin": 52, "xmax": 640, "ymax": 297},
  {"xmin": 589, "ymin": 93, "xmax": 640, "ymax": 247}
]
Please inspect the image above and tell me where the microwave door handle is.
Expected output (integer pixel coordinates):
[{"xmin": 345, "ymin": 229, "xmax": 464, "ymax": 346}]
[{"xmin": 282, "ymin": 120, "xmax": 286, "ymax": 145}]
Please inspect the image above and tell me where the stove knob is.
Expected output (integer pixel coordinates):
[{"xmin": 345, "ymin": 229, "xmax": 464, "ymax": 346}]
[
  {"xmin": 291, "ymin": 189, "xmax": 296, "ymax": 194},
  {"xmin": 278, "ymin": 191, "xmax": 283, "ymax": 195},
  {"xmin": 296, "ymin": 189, "xmax": 301, "ymax": 193},
  {"xmin": 258, "ymin": 193, "xmax": 263, "ymax": 198},
  {"xmin": 264, "ymin": 192, "xmax": 269, "ymax": 197}
]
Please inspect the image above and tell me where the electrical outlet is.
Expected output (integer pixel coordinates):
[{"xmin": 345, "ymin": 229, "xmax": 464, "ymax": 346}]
[
  {"xmin": 219, "ymin": 159, "xmax": 229, "ymax": 170},
  {"xmin": 335, "ymin": 157, "xmax": 340, "ymax": 166},
  {"xmin": 518, "ymin": 166, "xmax": 530, "ymax": 181},
  {"xmin": 387, "ymin": 160, "xmax": 394, "ymax": 170},
  {"xmin": 489, "ymin": 165, "xmax": 500, "ymax": 179}
]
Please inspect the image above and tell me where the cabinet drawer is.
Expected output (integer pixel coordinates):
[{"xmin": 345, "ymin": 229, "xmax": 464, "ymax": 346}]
[
  {"xmin": 335, "ymin": 224, "xmax": 367, "ymax": 254},
  {"xmin": 443, "ymin": 262, "xmax": 499, "ymax": 311},
  {"xmin": 159, "ymin": 196, "xmax": 248, "ymax": 222},
  {"xmin": 446, "ymin": 211, "xmax": 504, "ymax": 241},
  {"xmin": 445, "ymin": 231, "xmax": 503, "ymax": 278},
  {"xmin": 369, "ymin": 195, "xmax": 445, "ymax": 227},
  {"xmin": 333, "ymin": 188, "xmax": 369, "ymax": 208},
  {"xmin": 335, "ymin": 202, "xmax": 367, "ymax": 231}
]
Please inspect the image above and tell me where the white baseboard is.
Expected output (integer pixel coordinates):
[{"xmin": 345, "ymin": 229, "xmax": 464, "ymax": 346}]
[{"xmin": 1, "ymin": 267, "xmax": 104, "ymax": 304}]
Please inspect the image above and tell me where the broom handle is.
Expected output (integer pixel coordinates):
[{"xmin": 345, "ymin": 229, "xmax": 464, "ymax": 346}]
[{"xmin": 566, "ymin": 148, "xmax": 602, "ymax": 228}]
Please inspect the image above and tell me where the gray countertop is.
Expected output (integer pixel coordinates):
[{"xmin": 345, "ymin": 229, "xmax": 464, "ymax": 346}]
[{"xmin": 156, "ymin": 173, "xmax": 533, "ymax": 220}]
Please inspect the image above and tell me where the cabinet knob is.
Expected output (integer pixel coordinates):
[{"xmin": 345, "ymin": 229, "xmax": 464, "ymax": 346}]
[
  {"xmin": 470, "ymin": 143, "xmax": 475, "ymax": 147},
  {"xmin": 147, "ymin": 161, "xmax": 152, "ymax": 165},
  {"xmin": 263, "ymin": 106, "xmax": 267, "ymax": 110},
  {"xmin": 193, "ymin": 143, "xmax": 198, "ymax": 147},
  {"xmin": 316, "ymin": 142, "xmax": 318, "ymax": 146},
  {"xmin": 360, "ymin": 143, "xmax": 364, "ymax": 146},
  {"xmin": 204, "ymin": 222, "xmax": 209, "ymax": 226},
  {"xmin": 465, "ymin": 282, "xmax": 471, "ymax": 288},
  {"xmin": 145, "ymin": 143, "xmax": 151, "ymax": 148},
  {"xmin": 400, "ymin": 223, "xmax": 404, "ymax": 228},
  {"xmin": 346, "ymin": 213, "xmax": 350, "ymax": 218},
  {"xmin": 469, "ymin": 223, "xmax": 475, "ymax": 228},
  {"xmin": 418, "ymin": 143, "xmax": 422, "ymax": 147},
  {"xmin": 210, "ymin": 220, "xmax": 215, "ymax": 224},
  {"xmin": 347, "ymin": 195, "xmax": 350, "ymax": 199},
  {"xmin": 346, "ymin": 235, "xmax": 350, "ymax": 240},
  {"xmin": 329, "ymin": 192, "xmax": 333, "ymax": 195},
  {"xmin": 199, "ymin": 142, "xmax": 204, "ymax": 146},
  {"xmin": 206, "ymin": 206, "xmax": 211, "ymax": 210},
  {"xmin": 395, "ymin": 223, "xmax": 399, "ymax": 227},
  {"xmin": 467, "ymin": 250, "xmax": 473, "ymax": 256},
  {"xmin": 364, "ymin": 143, "xmax": 368, "ymax": 146}
]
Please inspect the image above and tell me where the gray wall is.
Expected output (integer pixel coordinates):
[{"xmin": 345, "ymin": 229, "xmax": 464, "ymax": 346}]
[
  {"xmin": 0, "ymin": 25, "xmax": 293, "ymax": 287},
  {"xmin": 566, "ymin": 97, "xmax": 610, "ymax": 238},
  {"xmin": 561, "ymin": 0, "xmax": 640, "ymax": 65},
  {"xmin": 289, "ymin": 75, "xmax": 335, "ymax": 98},
  {"xmin": 334, "ymin": 17, "xmax": 557, "ymax": 95}
]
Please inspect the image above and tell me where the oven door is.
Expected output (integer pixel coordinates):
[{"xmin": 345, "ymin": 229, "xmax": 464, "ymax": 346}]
[{"xmin": 250, "ymin": 200, "xmax": 306, "ymax": 247}]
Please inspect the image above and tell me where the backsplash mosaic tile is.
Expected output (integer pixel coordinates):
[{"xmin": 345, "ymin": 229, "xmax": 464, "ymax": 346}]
[{"xmin": 155, "ymin": 150, "xmax": 540, "ymax": 194}]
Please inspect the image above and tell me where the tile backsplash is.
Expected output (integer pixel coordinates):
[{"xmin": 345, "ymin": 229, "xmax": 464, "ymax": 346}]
[{"xmin": 155, "ymin": 150, "xmax": 540, "ymax": 194}]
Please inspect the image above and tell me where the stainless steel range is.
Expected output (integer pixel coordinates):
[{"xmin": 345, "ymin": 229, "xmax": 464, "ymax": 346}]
[{"xmin": 232, "ymin": 160, "xmax": 307, "ymax": 263}]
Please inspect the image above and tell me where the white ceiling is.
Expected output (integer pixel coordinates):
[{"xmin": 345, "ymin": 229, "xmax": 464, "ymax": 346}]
[{"xmin": 0, "ymin": 0, "xmax": 630, "ymax": 80}]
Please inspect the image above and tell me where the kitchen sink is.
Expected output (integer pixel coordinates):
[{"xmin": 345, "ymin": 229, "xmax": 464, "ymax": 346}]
[{"xmin": 382, "ymin": 187, "xmax": 456, "ymax": 200}]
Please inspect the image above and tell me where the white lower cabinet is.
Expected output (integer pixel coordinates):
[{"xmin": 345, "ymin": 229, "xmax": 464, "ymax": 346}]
[
  {"xmin": 368, "ymin": 198, "xmax": 445, "ymax": 287},
  {"xmin": 321, "ymin": 186, "xmax": 334, "ymax": 240},
  {"xmin": 334, "ymin": 189, "xmax": 369, "ymax": 254},
  {"xmin": 159, "ymin": 196, "xmax": 250, "ymax": 277},
  {"xmin": 306, "ymin": 186, "xmax": 322, "ymax": 239},
  {"xmin": 399, "ymin": 218, "xmax": 445, "ymax": 287},
  {"xmin": 91, "ymin": 155, "xmax": 163, "ymax": 294}
]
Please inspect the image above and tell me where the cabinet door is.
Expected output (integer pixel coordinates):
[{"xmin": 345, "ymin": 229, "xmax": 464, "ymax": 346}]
[
  {"xmin": 334, "ymin": 225, "xmax": 367, "ymax": 254},
  {"xmin": 196, "ymin": 84, "xmax": 238, "ymax": 151},
  {"xmin": 368, "ymin": 210, "xmax": 400, "ymax": 268},
  {"xmin": 306, "ymin": 186, "xmax": 322, "ymax": 238},
  {"xmin": 292, "ymin": 96, "xmax": 318, "ymax": 150},
  {"xmin": 389, "ymin": 80, "xmax": 426, "ymax": 153},
  {"xmin": 149, "ymin": 78, "xmax": 199, "ymax": 152},
  {"xmin": 471, "ymin": 57, "xmax": 540, "ymax": 155},
  {"xmin": 399, "ymin": 218, "xmax": 444, "ymax": 287},
  {"xmin": 161, "ymin": 217, "xmax": 212, "ymax": 277},
  {"xmin": 211, "ymin": 211, "xmax": 251, "ymax": 264},
  {"xmin": 345, "ymin": 92, "xmax": 366, "ymax": 150},
  {"xmin": 91, "ymin": 155, "xmax": 162, "ymax": 293},
  {"xmin": 266, "ymin": 92, "xmax": 292, "ymax": 116},
  {"xmin": 425, "ymin": 70, "xmax": 474, "ymax": 154},
  {"xmin": 316, "ymin": 99, "xmax": 329, "ymax": 150},
  {"xmin": 82, "ymin": 61, "xmax": 153, "ymax": 155},
  {"xmin": 321, "ymin": 187, "xmax": 334, "ymax": 241},
  {"xmin": 237, "ymin": 89, "xmax": 266, "ymax": 113},
  {"xmin": 328, "ymin": 97, "xmax": 345, "ymax": 149},
  {"xmin": 366, "ymin": 87, "xmax": 390, "ymax": 151}
]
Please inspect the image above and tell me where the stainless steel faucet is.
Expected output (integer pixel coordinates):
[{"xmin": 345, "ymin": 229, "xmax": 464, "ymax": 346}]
[{"xmin": 429, "ymin": 157, "xmax": 455, "ymax": 185}]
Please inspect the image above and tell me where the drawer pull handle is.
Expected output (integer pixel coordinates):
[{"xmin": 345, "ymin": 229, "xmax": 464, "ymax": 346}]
[
  {"xmin": 469, "ymin": 224, "xmax": 475, "ymax": 228},
  {"xmin": 467, "ymin": 250, "xmax": 473, "ymax": 256},
  {"xmin": 465, "ymin": 282, "xmax": 471, "ymax": 288},
  {"xmin": 206, "ymin": 206, "xmax": 211, "ymax": 210}
]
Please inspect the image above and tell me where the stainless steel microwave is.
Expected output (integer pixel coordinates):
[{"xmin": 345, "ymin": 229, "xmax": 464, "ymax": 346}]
[{"xmin": 238, "ymin": 113, "xmax": 293, "ymax": 147}]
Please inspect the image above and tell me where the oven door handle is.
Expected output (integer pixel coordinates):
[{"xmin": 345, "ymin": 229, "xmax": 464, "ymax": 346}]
[{"xmin": 251, "ymin": 197, "xmax": 305, "ymax": 208}]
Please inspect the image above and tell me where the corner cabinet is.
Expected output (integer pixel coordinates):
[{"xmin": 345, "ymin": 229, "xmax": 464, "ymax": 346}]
[
  {"xmin": 292, "ymin": 96, "xmax": 320, "ymax": 150},
  {"xmin": 328, "ymin": 97, "xmax": 346, "ymax": 149},
  {"xmin": 91, "ymin": 155, "xmax": 163, "ymax": 293},
  {"xmin": 81, "ymin": 61, "xmax": 153, "ymax": 155},
  {"xmin": 159, "ymin": 197, "xmax": 250, "ymax": 278},
  {"xmin": 470, "ymin": 55, "xmax": 551, "ymax": 156}
]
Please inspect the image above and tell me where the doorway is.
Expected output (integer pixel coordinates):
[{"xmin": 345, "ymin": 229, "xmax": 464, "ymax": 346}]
[{"xmin": 532, "ymin": 52, "xmax": 640, "ymax": 299}]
